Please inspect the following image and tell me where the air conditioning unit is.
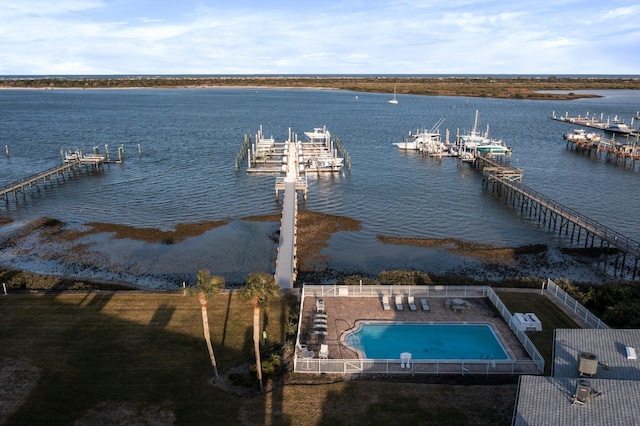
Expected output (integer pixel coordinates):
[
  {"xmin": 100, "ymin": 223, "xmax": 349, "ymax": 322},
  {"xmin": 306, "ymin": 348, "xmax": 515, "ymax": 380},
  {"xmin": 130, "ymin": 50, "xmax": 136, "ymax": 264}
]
[{"xmin": 578, "ymin": 352, "xmax": 598, "ymax": 376}]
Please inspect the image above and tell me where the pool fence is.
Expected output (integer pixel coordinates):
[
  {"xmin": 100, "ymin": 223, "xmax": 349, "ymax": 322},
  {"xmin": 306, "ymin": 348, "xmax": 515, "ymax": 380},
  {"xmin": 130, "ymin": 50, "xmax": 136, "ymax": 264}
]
[
  {"xmin": 294, "ymin": 284, "xmax": 544, "ymax": 375},
  {"xmin": 545, "ymin": 278, "xmax": 609, "ymax": 329}
]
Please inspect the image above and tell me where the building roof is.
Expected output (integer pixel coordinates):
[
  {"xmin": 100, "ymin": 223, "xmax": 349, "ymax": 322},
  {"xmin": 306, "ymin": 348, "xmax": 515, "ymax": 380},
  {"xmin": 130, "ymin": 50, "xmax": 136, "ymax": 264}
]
[
  {"xmin": 513, "ymin": 376, "xmax": 640, "ymax": 426},
  {"xmin": 513, "ymin": 329, "xmax": 640, "ymax": 425},
  {"xmin": 553, "ymin": 329, "xmax": 640, "ymax": 380}
]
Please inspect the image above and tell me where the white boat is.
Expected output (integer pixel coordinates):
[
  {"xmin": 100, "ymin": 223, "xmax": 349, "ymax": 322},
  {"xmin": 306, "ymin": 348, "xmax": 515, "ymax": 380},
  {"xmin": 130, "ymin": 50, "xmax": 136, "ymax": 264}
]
[
  {"xmin": 388, "ymin": 85, "xmax": 398, "ymax": 104},
  {"xmin": 563, "ymin": 129, "xmax": 602, "ymax": 143},
  {"xmin": 457, "ymin": 110, "xmax": 511, "ymax": 157},
  {"xmin": 62, "ymin": 149, "xmax": 82, "ymax": 162},
  {"xmin": 393, "ymin": 118, "xmax": 445, "ymax": 152},
  {"xmin": 304, "ymin": 127, "xmax": 331, "ymax": 145},
  {"xmin": 605, "ymin": 116, "xmax": 632, "ymax": 134}
]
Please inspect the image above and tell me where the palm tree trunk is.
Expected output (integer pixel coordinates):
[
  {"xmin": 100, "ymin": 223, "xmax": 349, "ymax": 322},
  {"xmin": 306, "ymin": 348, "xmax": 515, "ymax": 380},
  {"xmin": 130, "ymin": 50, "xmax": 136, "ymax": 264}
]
[
  {"xmin": 200, "ymin": 292, "xmax": 219, "ymax": 378},
  {"xmin": 253, "ymin": 301, "xmax": 264, "ymax": 392}
]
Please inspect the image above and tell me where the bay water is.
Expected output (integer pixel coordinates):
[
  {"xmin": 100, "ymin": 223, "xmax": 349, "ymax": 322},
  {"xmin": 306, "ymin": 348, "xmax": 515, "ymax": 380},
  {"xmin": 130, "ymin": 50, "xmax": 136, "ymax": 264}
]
[{"xmin": 1, "ymin": 87, "xmax": 639, "ymax": 287}]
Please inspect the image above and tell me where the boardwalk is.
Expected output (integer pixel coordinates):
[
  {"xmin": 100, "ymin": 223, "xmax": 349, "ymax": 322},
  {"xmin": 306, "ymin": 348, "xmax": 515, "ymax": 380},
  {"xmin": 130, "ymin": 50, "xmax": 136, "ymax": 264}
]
[
  {"xmin": 484, "ymin": 174, "xmax": 640, "ymax": 279},
  {"xmin": 1, "ymin": 156, "xmax": 107, "ymax": 206},
  {"xmin": 274, "ymin": 141, "xmax": 300, "ymax": 289}
]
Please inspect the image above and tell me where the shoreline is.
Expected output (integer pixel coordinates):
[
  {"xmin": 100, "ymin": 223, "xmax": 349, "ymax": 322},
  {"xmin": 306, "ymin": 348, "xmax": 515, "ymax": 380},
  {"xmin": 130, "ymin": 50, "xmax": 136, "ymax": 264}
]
[
  {"xmin": 0, "ymin": 211, "xmax": 610, "ymax": 291},
  {"xmin": 2, "ymin": 76, "xmax": 639, "ymax": 100}
]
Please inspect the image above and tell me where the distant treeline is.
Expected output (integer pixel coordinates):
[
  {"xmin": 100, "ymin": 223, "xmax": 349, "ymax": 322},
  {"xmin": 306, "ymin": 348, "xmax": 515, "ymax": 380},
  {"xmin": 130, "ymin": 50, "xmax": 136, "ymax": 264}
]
[{"xmin": 2, "ymin": 76, "xmax": 640, "ymax": 100}]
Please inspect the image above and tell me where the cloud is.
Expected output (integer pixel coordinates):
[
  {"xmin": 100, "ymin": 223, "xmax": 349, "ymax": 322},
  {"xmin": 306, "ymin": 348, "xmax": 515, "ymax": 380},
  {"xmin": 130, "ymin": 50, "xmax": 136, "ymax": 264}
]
[{"xmin": 0, "ymin": 1, "xmax": 639, "ymax": 74}]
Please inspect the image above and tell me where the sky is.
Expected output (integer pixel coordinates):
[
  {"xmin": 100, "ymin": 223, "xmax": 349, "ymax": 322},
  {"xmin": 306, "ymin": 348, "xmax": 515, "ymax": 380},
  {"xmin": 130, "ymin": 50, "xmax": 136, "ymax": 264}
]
[{"xmin": 1, "ymin": 0, "xmax": 639, "ymax": 75}]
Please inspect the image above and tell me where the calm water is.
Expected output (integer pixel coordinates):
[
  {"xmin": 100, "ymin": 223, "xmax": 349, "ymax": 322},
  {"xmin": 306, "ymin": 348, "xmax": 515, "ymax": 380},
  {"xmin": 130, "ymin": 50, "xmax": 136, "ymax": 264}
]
[
  {"xmin": 344, "ymin": 323, "xmax": 509, "ymax": 360},
  {"xmin": 1, "ymin": 87, "xmax": 639, "ymax": 287}
]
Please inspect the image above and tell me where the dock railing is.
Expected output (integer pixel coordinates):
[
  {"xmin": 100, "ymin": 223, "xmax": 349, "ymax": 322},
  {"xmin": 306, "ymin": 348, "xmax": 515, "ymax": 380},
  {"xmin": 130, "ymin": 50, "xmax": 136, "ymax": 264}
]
[
  {"xmin": 545, "ymin": 279, "xmax": 609, "ymax": 329},
  {"xmin": 295, "ymin": 284, "xmax": 544, "ymax": 375}
]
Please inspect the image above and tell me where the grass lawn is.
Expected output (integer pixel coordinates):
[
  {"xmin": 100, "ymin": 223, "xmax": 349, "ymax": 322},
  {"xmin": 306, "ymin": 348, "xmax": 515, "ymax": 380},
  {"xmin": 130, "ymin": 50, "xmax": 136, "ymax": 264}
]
[
  {"xmin": 495, "ymin": 291, "xmax": 580, "ymax": 376},
  {"xmin": 0, "ymin": 291, "xmax": 523, "ymax": 425},
  {"xmin": 0, "ymin": 291, "xmax": 294, "ymax": 424}
]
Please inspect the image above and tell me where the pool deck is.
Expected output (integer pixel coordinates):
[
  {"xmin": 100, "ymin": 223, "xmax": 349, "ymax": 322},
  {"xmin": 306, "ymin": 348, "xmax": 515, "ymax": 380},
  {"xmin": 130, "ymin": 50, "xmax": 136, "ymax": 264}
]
[{"xmin": 300, "ymin": 296, "xmax": 529, "ymax": 361}]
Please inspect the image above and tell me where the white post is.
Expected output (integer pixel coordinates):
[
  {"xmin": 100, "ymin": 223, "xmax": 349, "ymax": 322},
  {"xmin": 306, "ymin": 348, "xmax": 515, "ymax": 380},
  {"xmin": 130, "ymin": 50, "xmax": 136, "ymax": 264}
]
[
  {"xmin": 2, "ymin": 282, "xmax": 6, "ymax": 295},
  {"xmin": 182, "ymin": 281, "xmax": 186, "ymax": 296}
]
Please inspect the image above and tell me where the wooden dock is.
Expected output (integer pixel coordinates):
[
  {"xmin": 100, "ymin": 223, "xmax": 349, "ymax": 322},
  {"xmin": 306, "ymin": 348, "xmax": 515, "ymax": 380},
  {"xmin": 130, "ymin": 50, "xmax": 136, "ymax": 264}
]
[
  {"xmin": 1, "ymin": 153, "xmax": 111, "ymax": 206},
  {"xmin": 482, "ymin": 172, "xmax": 640, "ymax": 280},
  {"xmin": 565, "ymin": 133, "xmax": 640, "ymax": 170},
  {"xmin": 551, "ymin": 111, "xmax": 639, "ymax": 137}
]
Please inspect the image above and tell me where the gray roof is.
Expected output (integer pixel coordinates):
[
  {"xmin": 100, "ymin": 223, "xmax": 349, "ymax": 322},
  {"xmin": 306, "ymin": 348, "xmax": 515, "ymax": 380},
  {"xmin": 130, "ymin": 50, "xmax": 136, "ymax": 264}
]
[
  {"xmin": 554, "ymin": 329, "xmax": 640, "ymax": 380},
  {"xmin": 513, "ymin": 329, "xmax": 640, "ymax": 425},
  {"xmin": 513, "ymin": 376, "xmax": 640, "ymax": 426}
]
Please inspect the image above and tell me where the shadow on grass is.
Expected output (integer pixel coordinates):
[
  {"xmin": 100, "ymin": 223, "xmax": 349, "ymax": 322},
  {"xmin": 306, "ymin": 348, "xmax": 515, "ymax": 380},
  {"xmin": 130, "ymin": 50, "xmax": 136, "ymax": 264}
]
[{"xmin": 0, "ymin": 292, "xmax": 290, "ymax": 424}]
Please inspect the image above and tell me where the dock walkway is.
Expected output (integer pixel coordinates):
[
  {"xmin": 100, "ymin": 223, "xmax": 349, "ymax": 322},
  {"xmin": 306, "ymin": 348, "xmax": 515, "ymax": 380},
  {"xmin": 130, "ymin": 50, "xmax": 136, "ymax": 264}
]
[
  {"xmin": 1, "ymin": 156, "xmax": 107, "ymax": 205},
  {"xmin": 483, "ymin": 173, "xmax": 640, "ymax": 279}
]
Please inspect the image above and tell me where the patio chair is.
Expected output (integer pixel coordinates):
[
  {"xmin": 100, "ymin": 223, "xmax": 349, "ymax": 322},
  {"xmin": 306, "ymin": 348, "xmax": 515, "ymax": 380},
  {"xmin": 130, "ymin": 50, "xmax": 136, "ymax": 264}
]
[
  {"xmin": 407, "ymin": 296, "xmax": 417, "ymax": 311},
  {"xmin": 314, "ymin": 318, "xmax": 328, "ymax": 324},
  {"xmin": 311, "ymin": 330, "xmax": 328, "ymax": 336},
  {"xmin": 314, "ymin": 313, "xmax": 328, "ymax": 319},
  {"xmin": 314, "ymin": 323, "xmax": 328, "ymax": 330},
  {"xmin": 395, "ymin": 295, "xmax": 404, "ymax": 311},
  {"xmin": 381, "ymin": 295, "xmax": 391, "ymax": 310},
  {"xmin": 319, "ymin": 344, "xmax": 329, "ymax": 359},
  {"xmin": 316, "ymin": 298, "xmax": 325, "ymax": 313},
  {"xmin": 420, "ymin": 298, "xmax": 430, "ymax": 311}
]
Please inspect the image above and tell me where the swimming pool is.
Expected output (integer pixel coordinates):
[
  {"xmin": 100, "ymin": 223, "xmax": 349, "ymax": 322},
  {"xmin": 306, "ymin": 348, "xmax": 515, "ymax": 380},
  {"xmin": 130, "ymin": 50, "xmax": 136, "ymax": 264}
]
[{"xmin": 344, "ymin": 322, "xmax": 510, "ymax": 360}]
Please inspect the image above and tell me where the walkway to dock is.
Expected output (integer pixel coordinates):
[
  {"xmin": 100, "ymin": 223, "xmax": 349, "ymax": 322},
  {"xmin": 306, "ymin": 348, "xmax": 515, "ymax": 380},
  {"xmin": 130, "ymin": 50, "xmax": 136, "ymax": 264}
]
[
  {"xmin": 237, "ymin": 126, "xmax": 348, "ymax": 289},
  {"xmin": 483, "ymin": 172, "xmax": 640, "ymax": 280},
  {"xmin": 1, "ymin": 156, "xmax": 107, "ymax": 206},
  {"xmin": 274, "ymin": 141, "xmax": 300, "ymax": 289}
]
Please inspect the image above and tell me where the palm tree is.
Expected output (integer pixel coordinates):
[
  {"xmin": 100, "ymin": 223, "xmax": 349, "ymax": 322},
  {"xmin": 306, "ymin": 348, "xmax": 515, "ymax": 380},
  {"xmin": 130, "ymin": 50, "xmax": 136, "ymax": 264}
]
[
  {"xmin": 187, "ymin": 269, "xmax": 225, "ymax": 379},
  {"xmin": 238, "ymin": 272, "xmax": 281, "ymax": 392}
]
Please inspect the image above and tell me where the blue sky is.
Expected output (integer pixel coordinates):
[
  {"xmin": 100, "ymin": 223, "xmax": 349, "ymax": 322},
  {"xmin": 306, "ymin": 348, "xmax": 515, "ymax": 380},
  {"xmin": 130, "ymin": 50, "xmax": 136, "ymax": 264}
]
[{"xmin": 1, "ymin": 0, "xmax": 639, "ymax": 75}]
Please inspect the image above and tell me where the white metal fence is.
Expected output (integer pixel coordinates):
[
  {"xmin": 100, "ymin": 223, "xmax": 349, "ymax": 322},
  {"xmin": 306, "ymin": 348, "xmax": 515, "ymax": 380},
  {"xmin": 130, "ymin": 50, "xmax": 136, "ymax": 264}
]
[
  {"xmin": 545, "ymin": 278, "xmax": 609, "ymax": 329},
  {"xmin": 295, "ymin": 284, "xmax": 544, "ymax": 375}
]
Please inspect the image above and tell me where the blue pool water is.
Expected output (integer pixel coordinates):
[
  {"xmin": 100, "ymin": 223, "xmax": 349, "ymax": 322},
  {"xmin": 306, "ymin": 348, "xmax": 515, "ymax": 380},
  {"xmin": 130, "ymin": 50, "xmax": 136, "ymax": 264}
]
[{"xmin": 344, "ymin": 322, "xmax": 510, "ymax": 360}]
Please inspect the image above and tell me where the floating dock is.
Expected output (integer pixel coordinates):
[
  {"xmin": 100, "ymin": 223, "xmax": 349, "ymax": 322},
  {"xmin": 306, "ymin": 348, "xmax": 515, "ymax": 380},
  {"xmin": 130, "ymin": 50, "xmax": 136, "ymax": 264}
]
[{"xmin": 244, "ymin": 126, "xmax": 349, "ymax": 175}]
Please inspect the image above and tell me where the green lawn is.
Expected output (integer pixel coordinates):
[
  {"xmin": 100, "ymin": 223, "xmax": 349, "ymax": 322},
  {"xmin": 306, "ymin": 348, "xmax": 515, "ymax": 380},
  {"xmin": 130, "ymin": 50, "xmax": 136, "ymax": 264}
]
[
  {"xmin": 0, "ymin": 292, "xmax": 293, "ymax": 424},
  {"xmin": 495, "ymin": 291, "xmax": 580, "ymax": 375},
  {"xmin": 0, "ymin": 291, "xmax": 544, "ymax": 425}
]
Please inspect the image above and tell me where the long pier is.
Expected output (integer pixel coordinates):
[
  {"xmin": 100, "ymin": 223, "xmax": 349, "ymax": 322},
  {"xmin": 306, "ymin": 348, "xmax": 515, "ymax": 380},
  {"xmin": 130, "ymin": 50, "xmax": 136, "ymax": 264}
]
[
  {"xmin": 1, "ymin": 156, "xmax": 107, "ymax": 206},
  {"xmin": 482, "ymin": 172, "xmax": 640, "ymax": 280},
  {"xmin": 239, "ymin": 126, "xmax": 348, "ymax": 288}
]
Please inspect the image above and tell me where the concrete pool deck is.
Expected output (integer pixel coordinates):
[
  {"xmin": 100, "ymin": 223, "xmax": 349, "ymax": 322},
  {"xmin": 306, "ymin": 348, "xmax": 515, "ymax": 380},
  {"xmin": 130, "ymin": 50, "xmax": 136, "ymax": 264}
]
[{"xmin": 300, "ymin": 295, "xmax": 530, "ymax": 362}]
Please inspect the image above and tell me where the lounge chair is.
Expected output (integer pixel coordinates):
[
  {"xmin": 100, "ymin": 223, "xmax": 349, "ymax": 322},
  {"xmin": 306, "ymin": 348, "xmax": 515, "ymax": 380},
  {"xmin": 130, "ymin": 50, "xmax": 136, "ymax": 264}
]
[
  {"xmin": 407, "ymin": 296, "xmax": 417, "ymax": 311},
  {"xmin": 314, "ymin": 318, "xmax": 328, "ymax": 324},
  {"xmin": 314, "ymin": 313, "xmax": 328, "ymax": 319},
  {"xmin": 420, "ymin": 298, "xmax": 430, "ymax": 311},
  {"xmin": 381, "ymin": 295, "xmax": 391, "ymax": 311},
  {"xmin": 311, "ymin": 330, "xmax": 328, "ymax": 336},
  {"xmin": 314, "ymin": 323, "xmax": 328, "ymax": 330},
  {"xmin": 319, "ymin": 344, "xmax": 329, "ymax": 359},
  {"xmin": 395, "ymin": 295, "xmax": 404, "ymax": 311}
]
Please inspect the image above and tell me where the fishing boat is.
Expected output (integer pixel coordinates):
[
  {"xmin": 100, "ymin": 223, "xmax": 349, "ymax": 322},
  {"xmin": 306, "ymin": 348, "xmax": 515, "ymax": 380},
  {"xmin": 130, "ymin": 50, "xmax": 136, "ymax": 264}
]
[
  {"xmin": 563, "ymin": 129, "xmax": 602, "ymax": 143},
  {"xmin": 393, "ymin": 118, "xmax": 445, "ymax": 151},
  {"xmin": 388, "ymin": 85, "xmax": 398, "ymax": 104},
  {"xmin": 605, "ymin": 116, "xmax": 632, "ymax": 134},
  {"xmin": 457, "ymin": 110, "xmax": 511, "ymax": 158}
]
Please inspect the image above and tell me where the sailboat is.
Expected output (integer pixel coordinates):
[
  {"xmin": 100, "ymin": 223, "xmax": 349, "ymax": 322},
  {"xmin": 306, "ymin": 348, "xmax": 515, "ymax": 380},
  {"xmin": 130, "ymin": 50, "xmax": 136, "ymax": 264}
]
[{"xmin": 388, "ymin": 85, "xmax": 398, "ymax": 104}]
